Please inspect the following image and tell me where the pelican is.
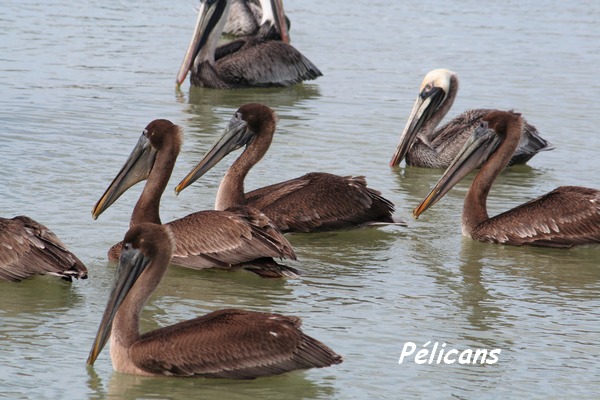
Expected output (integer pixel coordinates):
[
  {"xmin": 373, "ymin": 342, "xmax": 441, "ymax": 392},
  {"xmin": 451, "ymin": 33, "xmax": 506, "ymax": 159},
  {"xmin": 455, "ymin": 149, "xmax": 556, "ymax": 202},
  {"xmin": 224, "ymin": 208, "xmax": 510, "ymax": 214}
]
[
  {"xmin": 93, "ymin": 119, "xmax": 298, "ymax": 278},
  {"xmin": 87, "ymin": 222, "xmax": 342, "ymax": 377},
  {"xmin": 390, "ymin": 69, "xmax": 554, "ymax": 168},
  {"xmin": 414, "ymin": 110, "xmax": 600, "ymax": 248},
  {"xmin": 175, "ymin": 103, "xmax": 405, "ymax": 233},
  {"xmin": 224, "ymin": 0, "xmax": 290, "ymax": 41},
  {"xmin": 0, "ymin": 216, "xmax": 87, "ymax": 282},
  {"xmin": 176, "ymin": 0, "xmax": 321, "ymax": 89}
]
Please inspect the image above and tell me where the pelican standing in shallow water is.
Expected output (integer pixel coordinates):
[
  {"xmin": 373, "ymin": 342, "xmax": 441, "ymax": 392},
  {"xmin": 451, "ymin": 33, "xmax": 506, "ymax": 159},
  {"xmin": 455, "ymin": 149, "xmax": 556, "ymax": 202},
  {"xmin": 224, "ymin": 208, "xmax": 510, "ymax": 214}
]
[
  {"xmin": 390, "ymin": 69, "xmax": 554, "ymax": 168},
  {"xmin": 176, "ymin": 0, "xmax": 320, "ymax": 89},
  {"xmin": 224, "ymin": 0, "xmax": 290, "ymax": 41},
  {"xmin": 414, "ymin": 110, "xmax": 600, "ymax": 248},
  {"xmin": 175, "ymin": 103, "xmax": 405, "ymax": 233},
  {"xmin": 0, "ymin": 216, "xmax": 87, "ymax": 282},
  {"xmin": 87, "ymin": 222, "xmax": 342, "ymax": 377},
  {"xmin": 93, "ymin": 119, "xmax": 298, "ymax": 278}
]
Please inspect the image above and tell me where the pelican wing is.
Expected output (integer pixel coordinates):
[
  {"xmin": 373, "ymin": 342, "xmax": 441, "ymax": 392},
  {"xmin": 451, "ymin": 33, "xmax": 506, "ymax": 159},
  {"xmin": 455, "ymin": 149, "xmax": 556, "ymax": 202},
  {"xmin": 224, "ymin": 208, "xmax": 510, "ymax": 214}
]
[
  {"xmin": 511, "ymin": 119, "xmax": 555, "ymax": 165},
  {"xmin": 214, "ymin": 39, "xmax": 246, "ymax": 61},
  {"xmin": 0, "ymin": 216, "xmax": 87, "ymax": 282},
  {"xmin": 171, "ymin": 207, "xmax": 295, "ymax": 266},
  {"xmin": 474, "ymin": 186, "xmax": 600, "ymax": 247},
  {"xmin": 131, "ymin": 309, "xmax": 341, "ymax": 378},
  {"xmin": 433, "ymin": 109, "xmax": 552, "ymax": 166},
  {"xmin": 216, "ymin": 39, "xmax": 322, "ymax": 87},
  {"xmin": 108, "ymin": 208, "xmax": 295, "ymax": 272},
  {"xmin": 245, "ymin": 173, "xmax": 396, "ymax": 232},
  {"xmin": 431, "ymin": 109, "xmax": 491, "ymax": 148}
]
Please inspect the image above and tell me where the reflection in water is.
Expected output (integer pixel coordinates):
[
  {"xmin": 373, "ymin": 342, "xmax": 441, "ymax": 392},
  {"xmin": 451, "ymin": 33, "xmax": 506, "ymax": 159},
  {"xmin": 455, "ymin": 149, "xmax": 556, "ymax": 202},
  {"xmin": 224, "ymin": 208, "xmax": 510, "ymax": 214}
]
[
  {"xmin": 457, "ymin": 241, "xmax": 513, "ymax": 348},
  {"xmin": 176, "ymin": 84, "xmax": 322, "ymax": 135},
  {"xmin": 85, "ymin": 366, "xmax": 106, "ymax": 400},
  {"xmin": 102, "ymin": 368, "xmax": 337, "ymax": 400},
  {"xmin": 186, "ymin": 84, "xmax": 321, "ymax": 109},
  {"xmin": 0, "ymin": 277, "xmax": 84, "ymax": 316},
  {"xmin": 461, "ymin": 239, "xmax": 600, "ymax": 295},
  {"xmin": 289, "ymin": 227, "xmax": 404, "ymax": 276},
  {"xmin": 149, "ymin": 264, "xmax": 299, "ymax": 312}
]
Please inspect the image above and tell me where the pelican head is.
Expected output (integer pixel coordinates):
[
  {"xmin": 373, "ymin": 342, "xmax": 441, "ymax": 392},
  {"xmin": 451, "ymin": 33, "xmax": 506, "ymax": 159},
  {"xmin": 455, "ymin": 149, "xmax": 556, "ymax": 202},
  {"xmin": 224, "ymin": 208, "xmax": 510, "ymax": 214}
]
[
  {"xmin": 87, "ymin": 222, "xmax": 175, "ymax": 365},
  {"xmin": 92, "ymin": 119, "xmax": 181, "ymax": 219},
  {"xmin": 260, "ymin": 0, "xmax": 290, "ymax": 43},
  {"xmin": 176, "ymin": 0, "xmax": 231, "ymax": 86},
  {"xmin": 175, "ymin": 103, "xmax": 269, "ymax": 194},
  {"xmin": 390, "ymin": 69, "xmax": 457, "ymax": 166},
  {"xmin": 413, "ymin": 116, "xmax": 506, "ymax": 219}
]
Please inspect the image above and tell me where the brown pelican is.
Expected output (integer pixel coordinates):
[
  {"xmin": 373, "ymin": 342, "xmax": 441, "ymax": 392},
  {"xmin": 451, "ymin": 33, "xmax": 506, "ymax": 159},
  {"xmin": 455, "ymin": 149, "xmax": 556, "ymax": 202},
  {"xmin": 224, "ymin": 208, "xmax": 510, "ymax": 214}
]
[
  {"xmin": 0, "ymin": 216, "xmax": 87, "ymax": 282},
  {"xmin": 93, "ymin": 119, "xmax": 298, "ymax": 278},
  {"xmin": 390, "ymin": 69, "xmax": 554, "ymax": 168},
  {"xmin": 87, "ymin": 222, "xmax": 342, "ymax": 377},
  {"xmin": 414, "ymin": 110, "xmax": 600, "ymax": 248},
  {"xmin": 224, "ymin": 0, "xmax": 290, "ymax": 41},
  {"xmin": 175, "ymin": 103, "xmax": 404, "ymax": 233},
  {"xmin": 176, "ymin": 0, "xmax": 320, "ymax": 89}
]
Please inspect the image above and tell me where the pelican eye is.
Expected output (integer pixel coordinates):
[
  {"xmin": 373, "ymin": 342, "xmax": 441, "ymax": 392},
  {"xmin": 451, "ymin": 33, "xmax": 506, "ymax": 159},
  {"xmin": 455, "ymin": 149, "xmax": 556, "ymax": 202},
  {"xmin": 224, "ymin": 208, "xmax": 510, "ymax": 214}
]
[
  {"xmin": 420, "ymin": 83, "xmax": 435, "ymax": 98},
  {"xmin": 123, "ymin": 243, "xmax": 131, "ymax": 250}
]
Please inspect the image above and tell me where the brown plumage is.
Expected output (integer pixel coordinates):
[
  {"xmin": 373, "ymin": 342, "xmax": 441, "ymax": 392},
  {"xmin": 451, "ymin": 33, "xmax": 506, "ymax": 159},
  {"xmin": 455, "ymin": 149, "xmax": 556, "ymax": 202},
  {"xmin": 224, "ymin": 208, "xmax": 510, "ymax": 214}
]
[
  {"xmin": 414, "ymin": 110, "xmax": 600, "ymax": 248},
  {"xmin": 175, "ymin": 103, "xmax": 404, "ymax": 233},
  {"xmin": 390, "ymin": 69, "xmax": 553, "ymax": 168},
  {"xmin": 92, "ymin": 119, "xmax": 298, "ymax": 278},
  {"xmin": 87, "ymin": 222, "xmax": 342, "ymax": 378},
  {"xmin": 0, "ymin": 216, "xmax": 87, "ymax": 282},
  {"xmin": 176, "ymin": 0, "xmax": 320, "ymax": 89}
]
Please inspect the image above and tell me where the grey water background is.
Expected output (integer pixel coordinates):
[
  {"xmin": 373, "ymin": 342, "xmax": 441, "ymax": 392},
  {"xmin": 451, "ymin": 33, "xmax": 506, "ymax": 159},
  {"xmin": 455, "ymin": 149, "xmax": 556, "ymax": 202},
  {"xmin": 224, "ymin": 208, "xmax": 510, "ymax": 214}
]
[{"xmin": 1, "ymin": 0, "xmax": 600, "ymax": 398}]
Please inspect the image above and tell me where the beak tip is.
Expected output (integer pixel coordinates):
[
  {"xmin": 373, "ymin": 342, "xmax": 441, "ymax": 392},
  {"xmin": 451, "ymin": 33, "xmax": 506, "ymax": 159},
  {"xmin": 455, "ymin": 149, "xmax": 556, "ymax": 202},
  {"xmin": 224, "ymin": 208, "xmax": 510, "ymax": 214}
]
[{"xmin": 412, "ymin": 208, "xmax": 421, "ymax": 219}]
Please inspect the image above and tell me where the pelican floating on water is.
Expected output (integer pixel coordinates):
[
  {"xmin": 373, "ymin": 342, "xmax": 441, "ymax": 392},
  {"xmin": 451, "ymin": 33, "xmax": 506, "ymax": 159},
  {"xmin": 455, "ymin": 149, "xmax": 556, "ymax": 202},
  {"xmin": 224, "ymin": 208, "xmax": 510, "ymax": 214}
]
[
  {"xmin": 414, "ymin": 110, "xmax": 600, "ymax": 248},
  {"xmin": 176, "ymin": 0, "xmax": 320, "ymax": 89},
  {"xmin": 87, "ymin": 222, "xmax": 342, "ymax": 377},
  {"xmin": 390, "ymin": 69, "xmax": 554, "ymax": 168},
  {"xmin": 93, "ymin": 119, "xmax": 298, "ymax": 278},
  {"xmin": 0, "ymin": 216, "xmax": 87, "ymax": 282},
  {"xmin": 175, "ymin": 103, "xmax": 404, "ymax": 233},
  {"xmin": 224, "ymin": 0, "xmax": 290, "ymax": 41}
]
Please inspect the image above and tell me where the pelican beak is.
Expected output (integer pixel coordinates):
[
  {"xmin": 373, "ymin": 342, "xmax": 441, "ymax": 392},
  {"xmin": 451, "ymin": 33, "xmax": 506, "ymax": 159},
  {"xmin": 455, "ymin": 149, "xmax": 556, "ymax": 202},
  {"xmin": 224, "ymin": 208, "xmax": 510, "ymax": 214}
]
[
  {"xmin": 176, "ymin": 0, "xmax": 229, "ymax": 86},
  {"xmin": 175, "ymin": 114, "xmax": 253, "ymax": 194},
  {"xmin": 390, "ymin": 86, "xmax": 447, "ymax": 167},
  {"xmin": 87, "ymin": 246, "xmax": 151, "ymax": 365},
  {"xmin": 413, "ymin": 122, "xmax": 502, "ymax": 218},
  {"xmin": 92, "ymin": 133, "xmax": 156, "ymax": 220},
  {"xmin": 272, "ymin": 0, "xmax": 290, "ymax": 44}
]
